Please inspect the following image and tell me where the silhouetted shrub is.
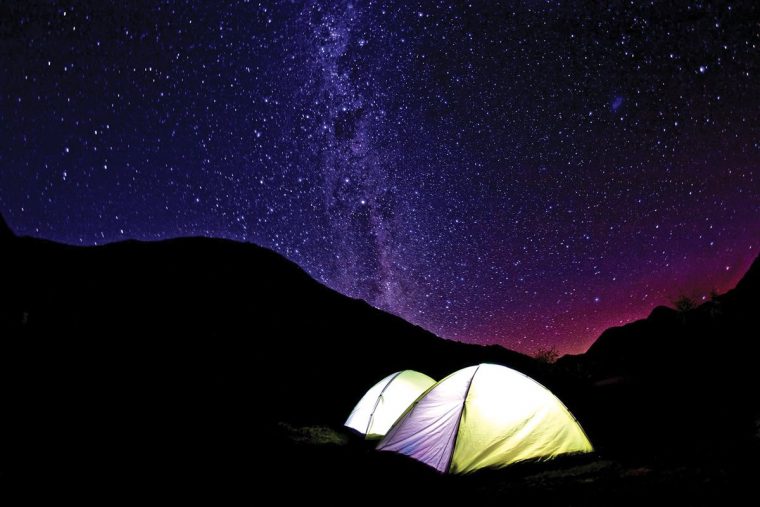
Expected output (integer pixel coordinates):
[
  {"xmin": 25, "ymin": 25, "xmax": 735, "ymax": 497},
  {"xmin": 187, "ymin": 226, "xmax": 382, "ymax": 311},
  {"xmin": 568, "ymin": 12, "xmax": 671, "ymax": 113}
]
[
  {"xmin": 673, "ymin": 295, "xmax": 697, "ymax": 312},
  {"xmin": 534, "ymin": 346, "xmax": 559, "ymax": 364}
]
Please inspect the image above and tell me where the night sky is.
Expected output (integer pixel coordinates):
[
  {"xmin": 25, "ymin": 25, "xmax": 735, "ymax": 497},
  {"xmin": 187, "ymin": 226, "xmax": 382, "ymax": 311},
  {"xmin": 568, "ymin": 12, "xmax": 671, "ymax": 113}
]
[{"xmin": 1, "ymin": 1, "xmax": 759, "ymax": 354}]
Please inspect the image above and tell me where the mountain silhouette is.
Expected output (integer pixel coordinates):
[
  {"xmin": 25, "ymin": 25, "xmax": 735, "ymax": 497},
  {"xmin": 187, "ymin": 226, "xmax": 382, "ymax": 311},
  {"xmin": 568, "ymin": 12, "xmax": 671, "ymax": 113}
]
[
  {"xmin": 558, "ymin": 254, "xmax": 760, "ymax": 457},
  {"xmin": 0, "ymin": 213, "xmax": 540, "ymax": 407},
  {"xmin": 0, "ymin": 212, "xmax": 547, "ymax": 492},
  {"xmin": 0, "ymin": 213, "xmax": 13, "ymax": 241},
  {"xmin": 562, "ymin": 254, "xmax": 759, "ymax": 379}
]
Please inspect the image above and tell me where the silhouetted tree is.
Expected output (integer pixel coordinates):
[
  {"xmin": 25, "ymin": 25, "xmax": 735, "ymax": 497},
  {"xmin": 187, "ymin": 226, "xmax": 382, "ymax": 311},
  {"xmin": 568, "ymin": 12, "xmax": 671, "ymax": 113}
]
[
  {"xmin": 534, "ymin": 346, "xmax": 559, "ymax": 364},
  {"xmin": 708, "ymin": 289, "xmax": 723, "ymax": 321},
  {"xmin": 673, "ymin": 295, "xmax": 697, "ymax": 312}
]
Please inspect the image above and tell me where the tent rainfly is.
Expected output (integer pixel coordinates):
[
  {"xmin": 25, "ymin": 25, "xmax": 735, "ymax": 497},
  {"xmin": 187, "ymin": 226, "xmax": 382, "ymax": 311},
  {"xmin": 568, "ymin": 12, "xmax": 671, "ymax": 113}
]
[
  {"xmin": 377, "ymin": 363, "xmax": 593, "ymax": 473},
  {"xmin": 345, "ymin": 370, "xmax": 436, "ymax": 439}
]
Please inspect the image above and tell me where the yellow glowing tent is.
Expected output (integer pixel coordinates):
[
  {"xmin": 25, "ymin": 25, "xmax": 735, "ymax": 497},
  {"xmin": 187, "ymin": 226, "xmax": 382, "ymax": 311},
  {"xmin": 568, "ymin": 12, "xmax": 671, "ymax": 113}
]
[
  {"xmin": 345, "ymin": 370, "xmax": 436, "ymax": 439},
  {"xmin": 377, "ymin": 363, "xmax": 593, "ymax": 473}
]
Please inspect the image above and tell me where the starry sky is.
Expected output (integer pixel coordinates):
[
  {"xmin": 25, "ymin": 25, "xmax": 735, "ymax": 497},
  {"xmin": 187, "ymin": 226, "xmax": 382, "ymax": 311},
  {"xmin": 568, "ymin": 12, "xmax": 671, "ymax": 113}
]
[{"xmin": 1, "ymin": 1, "xmax": 759, "ymax": 354}]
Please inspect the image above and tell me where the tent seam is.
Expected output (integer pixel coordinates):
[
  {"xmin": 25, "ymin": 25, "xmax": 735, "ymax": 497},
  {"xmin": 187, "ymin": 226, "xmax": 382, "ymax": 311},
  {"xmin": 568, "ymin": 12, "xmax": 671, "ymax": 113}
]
[
  {"xmin": 444, "ymin": 364, "xmax": 481, "ymax": 473},
  {"xmin": 366, "ymin": 371, "xmax": 404, "ymax": 435}
]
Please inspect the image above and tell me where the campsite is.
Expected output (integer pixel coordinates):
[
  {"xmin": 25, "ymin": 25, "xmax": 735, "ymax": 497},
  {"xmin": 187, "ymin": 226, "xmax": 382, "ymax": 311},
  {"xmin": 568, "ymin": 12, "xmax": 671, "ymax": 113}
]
[{"xmin": 2, "ymin": 214, "xmax": 758, "ymax": 502}]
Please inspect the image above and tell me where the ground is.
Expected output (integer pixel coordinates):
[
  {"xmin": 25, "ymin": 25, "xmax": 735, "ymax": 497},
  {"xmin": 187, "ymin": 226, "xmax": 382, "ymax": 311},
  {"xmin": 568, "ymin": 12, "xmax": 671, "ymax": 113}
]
[{"xmin": 268, "ymin": 423, "xmax": 759, "ymax": 506}]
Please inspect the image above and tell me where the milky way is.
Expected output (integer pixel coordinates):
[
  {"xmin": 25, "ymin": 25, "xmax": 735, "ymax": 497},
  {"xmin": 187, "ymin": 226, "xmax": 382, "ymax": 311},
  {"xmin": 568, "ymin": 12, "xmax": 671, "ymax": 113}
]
[{"xmin": 1, "ymin": 1, "xmax": 759, "ymax": 354}]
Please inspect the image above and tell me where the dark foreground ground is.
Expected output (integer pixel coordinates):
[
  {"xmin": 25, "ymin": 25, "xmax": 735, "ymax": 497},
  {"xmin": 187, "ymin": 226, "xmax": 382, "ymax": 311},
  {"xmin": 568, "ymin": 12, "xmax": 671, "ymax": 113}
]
[
  {"xmin": 267, "ymin": 423, "xmax": 760, "ymax": 506},
  {"xmin": 9, "ymin": 418, "xmax": 758, "ymax": 504}
]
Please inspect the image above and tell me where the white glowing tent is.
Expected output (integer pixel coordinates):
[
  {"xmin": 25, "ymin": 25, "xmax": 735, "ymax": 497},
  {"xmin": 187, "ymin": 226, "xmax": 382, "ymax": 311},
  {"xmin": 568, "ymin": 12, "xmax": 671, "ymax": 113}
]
[
  {"xmin": 345, "ymin": 370, "xmax": 436, "ymax": 439},
  {"xmin": 377, "ymin": 363, "xmax": 593, "ymax": 473}
]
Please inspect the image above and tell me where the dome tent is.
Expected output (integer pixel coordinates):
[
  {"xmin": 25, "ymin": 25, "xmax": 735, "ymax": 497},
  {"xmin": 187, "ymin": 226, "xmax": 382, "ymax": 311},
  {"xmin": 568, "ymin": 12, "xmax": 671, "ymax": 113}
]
[
  {"xmin": 345, "ymin": 370, "xmax": 436, "ymax": 439},
  {"xmin": 377, "ymin": 363, "xmax": 593, "ymax": 473}
]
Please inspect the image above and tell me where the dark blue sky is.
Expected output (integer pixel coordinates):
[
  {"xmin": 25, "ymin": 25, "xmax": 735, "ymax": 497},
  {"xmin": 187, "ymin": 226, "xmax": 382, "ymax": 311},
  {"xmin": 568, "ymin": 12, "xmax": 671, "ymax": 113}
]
[{"xmin": 1, "ymin": 1, "xmax": 758, "ymax": 353}]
